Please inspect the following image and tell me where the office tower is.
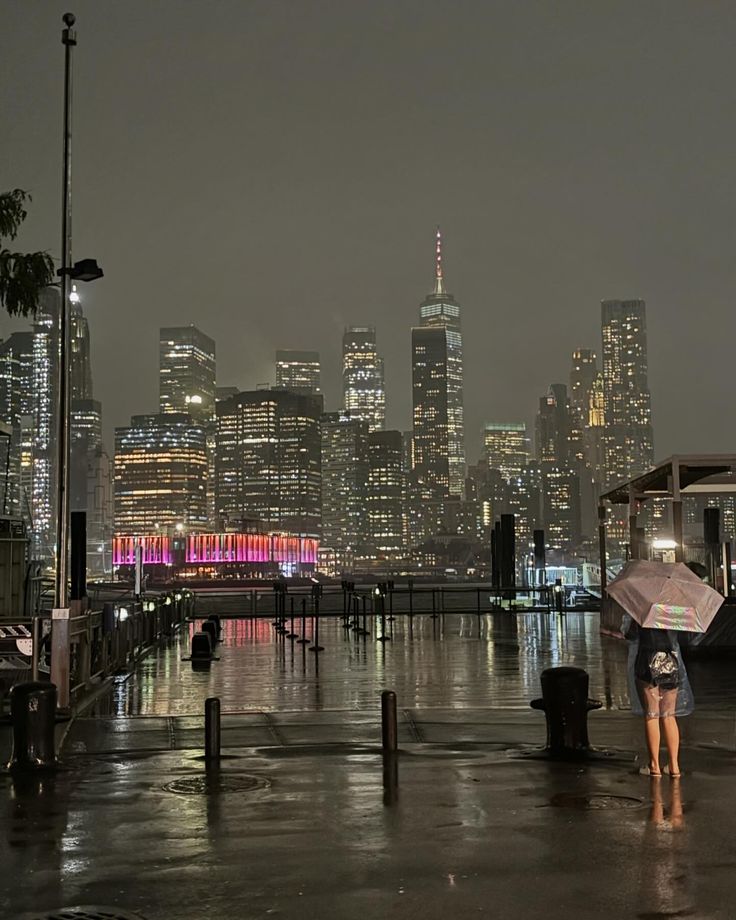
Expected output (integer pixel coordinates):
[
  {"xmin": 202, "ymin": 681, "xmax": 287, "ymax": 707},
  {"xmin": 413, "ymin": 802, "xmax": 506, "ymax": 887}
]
[
  {"xmin": 82, "ymin": 444, "xmax": 114, "ymax": 575},
  {"xmin": 483, "ymin": 423, "xmax": 530, "ymax": 481},
  {"xmin": 415, "ymin": 227, "xmax": 465, "ymax": 498},
  {"xmin": 215, "ymin": 389, "xmax": 321, "ymax": 538},
  {"xmin": 507, "ymin": 461, "xmax": 543, "ymax": 557},
  {"xmin": 569, "ymin": 349, "xmax": 598, "ymax": 414},
  {"xmin": 543, "ymin": 467, "xmax": 582, "ymax": 551},
  {"xmin": 114, "ymin": 414, "xmax": 208, "ymax": 535},
  {"xmin": 365, "ymin": 430, "xmax": 406, "ymax": 563},
  {"xmin": 159, "ymin": 325, "xmax": 216, "ymax": 423},
  {"xmin": 31, "ymin": 289, "xmax": 61, "ymax": 559},
  {"xmin": 0, "ymin": 332, "xmax": 34, "ymax": 520},
  {"xmin": 466, "ymin": 460, "xmax": 509, "ymax": 541},
  {"xmin": 342, "ymin": 326, "xmax": 385, "ymax": 431},
  {"xmin": 535, "ymin": 384, "xmax": 571, "ymax": 469},
  {"xmin": 320, "ymin": 411, "xmax": 368, "ymax": 567},
  {"xmin": 601, "ymin": 299, "xmax": 654, "ymax": 486},
  {"xmin": 276, "ymin": 350, "xmax": 321, "ymax": 395}
]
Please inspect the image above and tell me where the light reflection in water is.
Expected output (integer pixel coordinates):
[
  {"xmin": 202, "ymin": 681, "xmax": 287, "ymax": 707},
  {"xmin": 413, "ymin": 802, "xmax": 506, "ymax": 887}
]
[{"xmin": 93, "ymin": 611, "xmax": 734, "ymax": 717}]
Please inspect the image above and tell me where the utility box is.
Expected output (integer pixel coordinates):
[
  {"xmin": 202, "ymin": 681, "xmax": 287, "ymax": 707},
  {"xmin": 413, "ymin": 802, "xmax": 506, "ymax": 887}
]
[{"xmin": 0, "ymin": 518, "xmax": 29, "ymax": 618}]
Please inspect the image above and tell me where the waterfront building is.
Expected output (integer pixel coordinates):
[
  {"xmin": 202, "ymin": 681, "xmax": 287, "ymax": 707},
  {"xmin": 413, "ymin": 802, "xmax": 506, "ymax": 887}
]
[
  {"xmin": 342, "ymin": 326, "xmax": 385, "ymax": 431},
  {"xmin": 601, "ymin": 299, "xmax": 654, "ymax": 487},
  {"xmin": 507, "ymin": 461, "xmax": 543, "ymax": 558},
  {"xmin": 215, "ymin": 389, "xmax": 321, "ymax": 538},
  {"xmin": 159, "ymin": 325, "xmax": 216, "ymax": 423},
  {"xmin": 320, "ymin": 411, "xmax": 368, "ymax": 568},
  {"xmin": 276, "ymin": 350, "xmax": 321, "ymax": 395},
  {"xmin": 365, "ymin": 430, "xmax": 406, "ymax": 564},
  {"xmin": 114, "ymin": 414, "xmax": 208, "ymax": 535},
  {"xmin": 483, "ymin": 423, "xmax": 530, "ymax": 481}
]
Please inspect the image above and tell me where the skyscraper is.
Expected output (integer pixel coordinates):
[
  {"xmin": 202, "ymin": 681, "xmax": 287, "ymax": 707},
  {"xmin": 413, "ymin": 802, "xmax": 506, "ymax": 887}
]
[
  {"xmin": 535, "ymin": 384, "xmax": 571, "ymax": 470},
  {"xmin": 342, "ymin": 326, "xmax": 385, "ymax": 431},
  {"xmin": 0, "ymin": 332, "xmax": 34, "ymax": 521},
  {"xmin": 415, "ymin": 228, "xmax": 465, "ymax": 499},
  {"xmin": 483, "ymin": 423, "xmax": 530, "ymax": 481},
  {"xmin": 409, "ymin": 230, "xmax": 466, "ymax": 545},
  {"xmin": 365, "ymin": 430, "xmax": 406, "ymax": 563},
  {"xmin": 601, "ymin": 299, "xmax": 654, "ymax": 486},
  {"xmin": 114, "ymin": 414, "xmax": 208, "ymax": 535},
  {"xmin": 320, "ymin": 411, "xmax": 368, "ymax": 567},
  {"xmin": 215, "ymin": 389, "xmax": 322, "ymax": 538},
  {"xmin": 159, "ymin": 325, "xmax": 216, "ymax": 423},
  {"xmin": 276, "ymin": 350, "xmax": 321, "ymax": 395}
]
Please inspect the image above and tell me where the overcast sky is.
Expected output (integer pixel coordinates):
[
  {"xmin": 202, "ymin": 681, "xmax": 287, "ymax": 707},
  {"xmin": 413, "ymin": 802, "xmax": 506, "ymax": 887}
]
[{"xmin": 4, "ymin": 0, "xmax": 736, "ymax": 461}]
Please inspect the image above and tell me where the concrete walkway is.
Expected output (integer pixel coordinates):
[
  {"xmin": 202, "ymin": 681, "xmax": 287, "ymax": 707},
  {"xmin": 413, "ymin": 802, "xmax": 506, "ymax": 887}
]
[{"xmin": 4, "ymin": 708, "xmax": 736, "ymax": 920}]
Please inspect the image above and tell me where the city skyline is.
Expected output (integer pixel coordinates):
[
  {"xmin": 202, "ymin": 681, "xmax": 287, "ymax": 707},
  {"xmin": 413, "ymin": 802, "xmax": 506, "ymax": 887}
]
[{"xmin": 3, "ymin": 2, "xmax": 736, "ymax": 464}]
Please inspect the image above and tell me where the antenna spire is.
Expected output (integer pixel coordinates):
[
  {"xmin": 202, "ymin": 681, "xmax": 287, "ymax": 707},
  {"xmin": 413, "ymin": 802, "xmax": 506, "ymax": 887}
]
[{"xmin": 433, "ymin": 226, "xmax": 445, "ymax": 295}]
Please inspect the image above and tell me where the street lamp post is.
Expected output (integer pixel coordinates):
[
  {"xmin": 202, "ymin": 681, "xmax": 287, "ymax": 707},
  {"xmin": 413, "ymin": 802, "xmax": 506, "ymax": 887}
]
[
  {"xmin": 54, "ymin": 14, "xmax": 103, "ymax": 612},
  {"xmin": 54, "ymin": 12, "xmax": 76, "ymax": 612}
]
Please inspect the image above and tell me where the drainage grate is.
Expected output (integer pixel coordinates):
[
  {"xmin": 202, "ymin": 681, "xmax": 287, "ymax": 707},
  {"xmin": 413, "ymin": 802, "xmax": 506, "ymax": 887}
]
[
  {"xmin": 163, "ymin": 773, "xmax": 270, "ymax": 795},
  {"xmin": 24, "ymin": 909, "xmax": 147, "ymax": 920},
  {"xmin": 549, "ymin": 792, "xmax": 644, "ymax": 810}
]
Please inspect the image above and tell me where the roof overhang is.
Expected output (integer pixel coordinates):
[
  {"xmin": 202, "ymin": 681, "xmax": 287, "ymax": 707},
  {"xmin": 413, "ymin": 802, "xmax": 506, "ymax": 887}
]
[{"xmin": 600, "ymin": 455, "xmax": 736, "ymax": 505}]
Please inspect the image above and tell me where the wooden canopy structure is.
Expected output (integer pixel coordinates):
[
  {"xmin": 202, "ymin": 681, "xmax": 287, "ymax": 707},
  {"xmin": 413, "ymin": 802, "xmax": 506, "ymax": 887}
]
[{"xmin": 598, "ymin": 454, "xmax": 736, "ymax": 591}]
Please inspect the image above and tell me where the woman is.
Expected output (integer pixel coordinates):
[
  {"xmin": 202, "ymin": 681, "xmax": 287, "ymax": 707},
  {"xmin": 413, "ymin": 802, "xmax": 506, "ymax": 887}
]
[{"xmin": 623, "ymin": 615, "xmax": 693, "ymax": 777}]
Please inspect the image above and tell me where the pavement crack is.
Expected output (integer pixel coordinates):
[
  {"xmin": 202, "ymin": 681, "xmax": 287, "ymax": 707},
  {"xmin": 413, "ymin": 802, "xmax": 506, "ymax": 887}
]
[
  {"xmin": 403, "ymin": 709, "xmax": 425, "ymax": 742},
  {"xmin": 261, "ymin": 712, "xmax": 287, "ymax": 746}
]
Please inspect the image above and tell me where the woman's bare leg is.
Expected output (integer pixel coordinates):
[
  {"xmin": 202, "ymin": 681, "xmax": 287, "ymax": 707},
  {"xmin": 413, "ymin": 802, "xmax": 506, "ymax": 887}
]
[
  {"xmin": 660, "ymin": 702, "xmax": 680, "ymax": 776},
  {"xmin": 641, "ymin": 684, "xmax": 662, "ymax": 774}
]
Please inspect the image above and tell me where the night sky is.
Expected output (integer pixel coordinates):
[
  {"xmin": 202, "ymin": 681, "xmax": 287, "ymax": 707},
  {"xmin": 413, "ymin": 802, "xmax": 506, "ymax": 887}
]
[{"xmin": 4, "ymin": 1, "xmax": 736, "ymax": 461}]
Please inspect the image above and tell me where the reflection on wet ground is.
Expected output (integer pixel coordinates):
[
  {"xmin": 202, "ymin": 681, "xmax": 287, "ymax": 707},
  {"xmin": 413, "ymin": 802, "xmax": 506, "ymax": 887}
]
[{"xmin": 92, "ymin": 611, "xmax": 736, "ymax": 717}]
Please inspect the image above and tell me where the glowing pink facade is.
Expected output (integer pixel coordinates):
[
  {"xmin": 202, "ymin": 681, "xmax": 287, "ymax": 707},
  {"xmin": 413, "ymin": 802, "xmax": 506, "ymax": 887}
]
[{"xmin": 113, "ymin": 533, "xmax": 318, "ymax": 567}]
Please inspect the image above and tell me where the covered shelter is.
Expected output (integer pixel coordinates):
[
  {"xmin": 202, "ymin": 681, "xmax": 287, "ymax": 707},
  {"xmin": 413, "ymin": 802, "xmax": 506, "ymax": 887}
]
[{"xmin": 598, "ymin": 454, "xmax": 736, "ymax": 593}]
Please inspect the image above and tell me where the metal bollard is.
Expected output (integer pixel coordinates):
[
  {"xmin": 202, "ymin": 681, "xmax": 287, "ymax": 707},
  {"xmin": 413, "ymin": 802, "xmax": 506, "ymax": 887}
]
[
  {"xmin": 207, "ymin": 614, "xmax": 222, "ymax": 639},
  {"xmin": 8, "ymin": 682, "xmax": 58, "ymax": 772},
  {"xmin": 183, "ymin": 631, "xmax": 218, "ymax": 668},
  {"xmin": 381, "ymin": 689, "xmax": 398, "ymax": 752},
  {"xmin": 204, "ymin": 697, "xmax": 221, "ymax": 763},
  {"xmin": 297, "ymin": 598, "xmax": 310, "ymax": 645},
  {"xmin": 530, "ymin": 666, "xmax": 602, "ymax": 758},
  {"xmin": 382, "ymin": 751, "xmax": 399, "ymax": 806},
  {"xmin": 309, "ymin": 596, "xmax": 324, "ymax": 652}
]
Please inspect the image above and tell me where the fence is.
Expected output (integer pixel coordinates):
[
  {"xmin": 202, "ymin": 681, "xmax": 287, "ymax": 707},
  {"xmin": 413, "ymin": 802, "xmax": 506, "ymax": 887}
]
[{"xmin": 0, "ymin": 591, "xmax": 193, "ymax": 712}]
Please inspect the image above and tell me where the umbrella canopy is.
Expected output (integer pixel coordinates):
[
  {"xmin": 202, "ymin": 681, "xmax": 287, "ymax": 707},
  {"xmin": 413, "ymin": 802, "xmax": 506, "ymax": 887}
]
[{"xmin": 606, "ymin": 560, "xmax": 724, "ymax": 633}]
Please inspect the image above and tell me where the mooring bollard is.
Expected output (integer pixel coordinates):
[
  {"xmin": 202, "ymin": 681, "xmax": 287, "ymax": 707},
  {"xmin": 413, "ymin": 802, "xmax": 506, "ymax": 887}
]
[
  {"xmin": 202, "ymin": 620, "xmax": 218, "ymax": 648},
  {"xmin": 207, "ymin": 614, "xmax": 222, "ymax": 639},
  {"xmin": 530, "ymin": 666, "xmax": 602, "ymax": 758},
  {"xmin": 381, "ymin": 689, "xmax": 398, "ymax": 752},
  {"xmin": 183, "ymin": 631, "xmax": 218, "ymax": 668},
  {"xmin": 204, "ymin": 696, "xmax": 221, "ymax": 763},
  {"xmin": 8, "ymin": 682, "xmax": 58, "ymax": 772}
]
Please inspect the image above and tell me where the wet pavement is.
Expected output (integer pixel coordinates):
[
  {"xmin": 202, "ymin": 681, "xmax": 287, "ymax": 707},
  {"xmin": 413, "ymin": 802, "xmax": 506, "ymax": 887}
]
[{"xmin": 3, "ymin": 610, "xmax": 736, "ymax": 920}]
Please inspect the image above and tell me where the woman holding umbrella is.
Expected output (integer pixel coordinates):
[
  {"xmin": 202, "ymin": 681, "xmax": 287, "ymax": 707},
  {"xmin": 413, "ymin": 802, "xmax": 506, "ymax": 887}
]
[
  {"xmin": 608, "ymin": 559, "xmax": 723, "ymax": 778},
  {"xmin": 623, "ymin": 616, "xmax": 692, "ymax": 776}
]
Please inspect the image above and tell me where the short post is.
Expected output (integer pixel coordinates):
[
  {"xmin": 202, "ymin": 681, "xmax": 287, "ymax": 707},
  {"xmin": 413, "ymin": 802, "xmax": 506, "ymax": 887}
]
[
  {"xmin": 205, "ymin": 696, "xmax": 221, "ymax": 763},
  {"xmin": 381, "ymin": 689, "xmax": 398, "ymax": 752},
  {"xmin": 8, "ymin": 682, "xmax": 58, "ymax": 771},
  {"xmin": 376, "ymin": 588, "xmax": 390, "ymax": 642},
  {"xmin": 297, "ymin": 597, "xmax": 310, "ymax": 644},
  {"xmin": 287, "ymin": 596, "xmax": 297, "ymax": 639},
  {"xmin": 309, "ymin": 592, "xmax": 324, "ymax": 652}
]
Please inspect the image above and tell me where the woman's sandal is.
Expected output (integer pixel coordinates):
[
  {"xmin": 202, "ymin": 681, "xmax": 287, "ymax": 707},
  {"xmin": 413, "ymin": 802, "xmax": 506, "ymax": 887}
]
[{"xmin": 639, "ymin": 765, "xmax": 662, "ymax": 776}]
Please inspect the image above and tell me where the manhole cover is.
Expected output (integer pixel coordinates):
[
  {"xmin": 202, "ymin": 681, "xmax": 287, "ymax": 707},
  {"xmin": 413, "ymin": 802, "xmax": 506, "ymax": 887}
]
[
  {"xmin": 23, "ymin": 909, "xmax": 147, "ymax": 920},
  {"xmin": 549, "ymin": 793, "xmax": 644, "ymax": 810},
  {"xmin": 163, "ymin": 773, "xmax": 269, "ymax": 795}
]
